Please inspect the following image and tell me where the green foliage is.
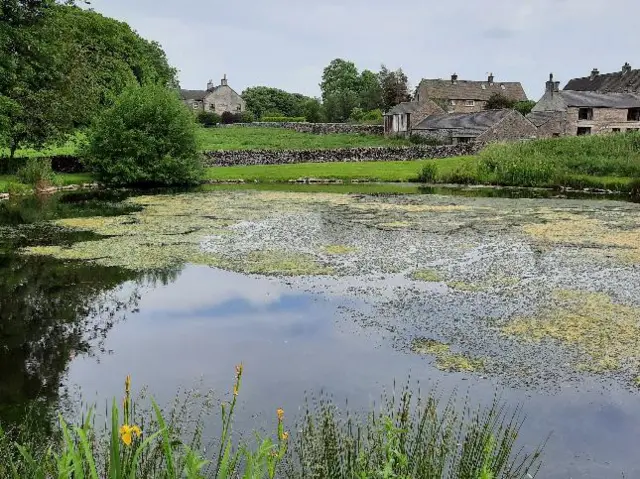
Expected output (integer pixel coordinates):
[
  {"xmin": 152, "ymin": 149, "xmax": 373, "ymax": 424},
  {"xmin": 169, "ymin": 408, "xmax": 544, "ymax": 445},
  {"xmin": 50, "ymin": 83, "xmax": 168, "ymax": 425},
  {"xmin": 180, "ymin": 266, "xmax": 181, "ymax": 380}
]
[
  {"xmin": 320, "ymin": 59, "xmax": 361, "ymax": 102},
  {"xmin": 261, "ymin": 116, "xmax": 306, "ymax": 123},
  {"xmin": 301, "ymin": 98, "xmax": 324, "ymax": 123},
  {"xmin": 323, "ymin": 89, "xmax": 360, "ymax": 123},
  {"xmin": 514, "ymin": 100, "xmax": 536, "ymax": 116},
  {"xmin": 196, "ymin": 111, "xmax": 221, "ymax": 127},
  {"xmin": 241, "ymin": 86, "xmax": 313, "ymax": 119},
  {"xmin": 417, "ymin": 162, "xmax": 437, "ymax": 183},
  {"xmin": 409, "ymin": 134, "xmax": 444, "ymax": 146},
  {"xmin": 16, "ymin": 157, "xmax": 56, "ymax": 187},
  {"xmin": 84, "ymin": 84, "xmax": 203, "ymax": 186},
  {"xmin": 349, "ymin": 108, "xmax": 383, "ymax": 124},
  {"xmin": 288, "ymin": 386, "xmax": 543, "ymax": 479},
  {"xmin": 379, "ymin": 65, "xmax": 411, "ymax": 112},
  {"xmin": 240, "ymin": 111, "xmax": 255, "ymax": 123},
  {"xmin": 0, "ymin": 3, "xmax": 177, "ymax": 157},
  {"xmin": 484, "ymin": 93, "xmax": 516, "ymax": 110},
  {"xmin": 221, "ymin": 111, "xmax": 245, "ymax": 125},
  {"xmin": 359, "ymin": 69, "xmax": 384, "ymax": 111}
]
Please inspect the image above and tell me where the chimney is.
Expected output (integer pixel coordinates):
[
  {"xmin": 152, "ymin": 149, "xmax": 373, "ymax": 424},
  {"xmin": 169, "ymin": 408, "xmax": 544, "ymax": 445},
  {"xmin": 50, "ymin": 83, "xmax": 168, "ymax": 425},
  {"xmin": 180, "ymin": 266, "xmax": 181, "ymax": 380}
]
[
  {"xmin": 622, "ymin": 62, "xmax": 632, "ymax": 74},
  {"xmin": 590, "ymin": 68, "xmax": 599, "ymax": 80},
  {"xmin": 488, "ymin": 72, "xmax": 494, "ymax": 84},
  {"xmin": 206, "ymin": 79, "xmax": 214, "ymax": 90},
  {"xmin": 451, "ymin": 73, "xmax": 458, "ymax": 84},
  {"xmin": 545, "ymin": 73, "xmax": 559, "ymax": 95},
  {"xmin": 221, "ymin": 74, "xmax": 228, "ymax": 86}
]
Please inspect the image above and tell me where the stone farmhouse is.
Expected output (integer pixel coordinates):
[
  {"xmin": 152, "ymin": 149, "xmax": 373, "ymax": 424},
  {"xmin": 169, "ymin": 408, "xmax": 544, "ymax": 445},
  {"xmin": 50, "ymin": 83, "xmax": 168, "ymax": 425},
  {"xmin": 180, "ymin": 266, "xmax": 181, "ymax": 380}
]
[
  {"xmin": 529, "ymin": 64, "xmax": 640, "ymax": 137},
  {"xmin": 384, "ymin": 99, "xmax": 445, "ymax": 136},
  {"xmin": 411, "ymin": 109, "xmax": 537, "ymax": 145},
  {"xmin": 180, "ymin": 75, "xmax": 246, "ymax": 114},
  {"xmin": 414, "ymin": 73, "xmax": 528, "ymax": 113}
]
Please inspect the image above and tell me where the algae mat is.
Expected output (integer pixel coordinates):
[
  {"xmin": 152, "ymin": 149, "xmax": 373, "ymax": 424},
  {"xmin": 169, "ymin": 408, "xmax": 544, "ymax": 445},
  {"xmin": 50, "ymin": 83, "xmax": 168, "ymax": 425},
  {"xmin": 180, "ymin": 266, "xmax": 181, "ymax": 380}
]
[{"xmin": 20, "ymin": 190, "xmax": 640, "ymax": 387}]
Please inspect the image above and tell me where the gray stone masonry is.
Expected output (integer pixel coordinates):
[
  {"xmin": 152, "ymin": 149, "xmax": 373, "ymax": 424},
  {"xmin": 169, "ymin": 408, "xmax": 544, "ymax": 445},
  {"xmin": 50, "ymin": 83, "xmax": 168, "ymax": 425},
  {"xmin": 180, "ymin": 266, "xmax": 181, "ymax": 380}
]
[{"xmin": 203, "ymin": 144, "xmax": 478, "ymax": 167}]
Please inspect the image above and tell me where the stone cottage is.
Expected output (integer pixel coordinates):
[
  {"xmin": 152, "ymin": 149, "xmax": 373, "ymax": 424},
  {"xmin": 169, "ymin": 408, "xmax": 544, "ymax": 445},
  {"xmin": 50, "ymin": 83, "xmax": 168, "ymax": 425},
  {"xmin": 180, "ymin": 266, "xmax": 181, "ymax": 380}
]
[
  {"xmin": 411, "ymin": 109, "xmax": 537, "ymax": 145},
  {"xmin": 180, "ymin": 75, "xmax": 246, "ymax": 114},
  {"xmin": 529, "ymin": 73, "xmax": 640, "ymax": 137},
  {"xmin": 383, "ymin": 99, "xmax": 444, "ymax": 136},
  {"xmin": 414, "ymin": 73, "xmax": 528, "ymax": 113},
  {"xmin": 563, "ymin": 63, "xmax": 640, "ymax": 93}
]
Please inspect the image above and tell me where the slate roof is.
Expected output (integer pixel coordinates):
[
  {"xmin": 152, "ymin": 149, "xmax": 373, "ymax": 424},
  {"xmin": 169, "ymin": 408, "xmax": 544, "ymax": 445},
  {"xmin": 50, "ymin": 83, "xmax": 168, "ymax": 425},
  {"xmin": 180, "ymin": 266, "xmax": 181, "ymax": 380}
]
[
  {"xmin": 180, "ymin": 89, "xmax": 208, "ymax": 101},
  {"xmin": 417, "ymin": 79, "xmax": 528, "ymax": 102},
  {"xmin": 412, "ymin": 109, "xmax": 513, "ymax": 137},
  {"xmin": 559, "ymin": 91, "xmax": 640, "ymax": 108},
  {"xmin": 527, "ymin": 111, "xmax": 564, "ymax": 127},
  {"xmin": 386, "ymin": 101, "xmax": 422, "ymax": 115},
  {"xmin": 564, "ymin": 68, "xmax": 640, "ymax": 93}
]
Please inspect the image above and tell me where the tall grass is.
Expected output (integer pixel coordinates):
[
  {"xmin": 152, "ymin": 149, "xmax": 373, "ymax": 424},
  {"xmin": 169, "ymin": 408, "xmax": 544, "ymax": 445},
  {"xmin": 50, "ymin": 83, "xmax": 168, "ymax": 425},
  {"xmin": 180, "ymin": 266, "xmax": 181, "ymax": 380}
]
[
  {"xmin": 0, "ymin": 371, "xmax": 544, "ymax": 478},
  {"xmin": 287, "ymin": 382, "xmax": 543, "ymax": 479},
  {"xmin": 475, "ymin": 133, "xmax": 640, "ymax": 189}
]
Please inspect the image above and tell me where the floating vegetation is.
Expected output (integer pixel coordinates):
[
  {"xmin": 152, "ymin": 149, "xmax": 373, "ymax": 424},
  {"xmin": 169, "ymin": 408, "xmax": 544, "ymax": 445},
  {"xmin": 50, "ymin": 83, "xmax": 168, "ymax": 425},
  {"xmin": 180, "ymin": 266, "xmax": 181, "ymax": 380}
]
[
  {"xmin": 412, "ymin": 339, "xmax": 485, "ymax": 373},
  {"xmin": 203, "ymin": 250, "xmax": 333, "ymax": 276},
  {"xmin": 410, "ymin": 269, "xmax": 441, "ymax": 282},
  {"xmin": 503, "ymin": 290, "xmax": 640, "ymax": 375},
  {"xmin": 322, "ymin": 245, "xmax": 357, "ymax": 255},
  {"xmin": 377, "ymin": 221, "xmax": 412, "ymax": 230},
  {"xmin": 447, "ymin": 281, "xmax": 486, "ymax": 292}
]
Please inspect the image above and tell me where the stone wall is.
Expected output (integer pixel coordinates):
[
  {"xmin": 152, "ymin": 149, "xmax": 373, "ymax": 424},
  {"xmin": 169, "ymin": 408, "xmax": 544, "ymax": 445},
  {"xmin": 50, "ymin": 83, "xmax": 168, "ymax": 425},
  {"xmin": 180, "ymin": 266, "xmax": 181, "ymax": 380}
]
[
  {"xmin": 566, "ymin": 107, "xmax": 640, "ymax": 135},
  {"xmin": 216, "ymin": 122, "xmax": 384, "ymax": 136},
  {"xmin": 477, "ymin": 110, "xmax": 538, "ymax": 143},
  {"xmin": 203, "ymin": 144, "xmax": 478, "ymax": 167}
]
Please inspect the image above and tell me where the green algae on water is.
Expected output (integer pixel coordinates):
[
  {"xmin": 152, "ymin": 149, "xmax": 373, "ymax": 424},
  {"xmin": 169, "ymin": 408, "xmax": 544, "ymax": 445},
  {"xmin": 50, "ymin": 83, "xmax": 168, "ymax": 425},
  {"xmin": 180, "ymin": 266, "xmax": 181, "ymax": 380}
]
[
  {"xmin": 322, "ymin": 245, "xmax": 357, "ymax": 255},
  {"xmin": 412, "ymin": 339, "xmax": 485, "ymax": 373},
  {"xmin": 410, "ymin": 269, "xmax": 441, "ymax": 282}
]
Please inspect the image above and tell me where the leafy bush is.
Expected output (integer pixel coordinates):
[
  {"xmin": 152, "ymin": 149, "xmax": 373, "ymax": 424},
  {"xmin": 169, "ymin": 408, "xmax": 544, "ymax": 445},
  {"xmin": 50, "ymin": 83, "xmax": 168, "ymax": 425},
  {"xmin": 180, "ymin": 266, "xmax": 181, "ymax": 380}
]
[
  {"xmin": 260, "ymin": 116, "xmax": 307, "ymax": 123},
  {"xmin": 196, "ymin": 111, "xmax": 221, "ymax": 127},
  {"xmin": 438, "ymin": 161, "xmax": 481, "ymax": 185},
  {"xmin": 514, "ymin": 100, "xmax": 536, "ymax": 116},
  {"xmin": 16, "ymin": 158, "xmax": 57, "ymax": 188},
  {"xmin": 220, "ymin": 111, "xmax": 249, "ymax": 124},
  {"xmin": 484, "ymin": 93, "xmax": 516, "ymax": 110},
  {"xmin": 417, "ymin": 162, "xmax": 437, "ymax": 183},
  {"xmin": 240, "ymin": 111, "xmax": 255, "ymax": 123},
  {"xmin": 349, "ymin": 108, "xmax": 383, "ymax": 124},
  {"xmin": 84, "ymin": 85, "xmax": 203, "ymax": 186}
]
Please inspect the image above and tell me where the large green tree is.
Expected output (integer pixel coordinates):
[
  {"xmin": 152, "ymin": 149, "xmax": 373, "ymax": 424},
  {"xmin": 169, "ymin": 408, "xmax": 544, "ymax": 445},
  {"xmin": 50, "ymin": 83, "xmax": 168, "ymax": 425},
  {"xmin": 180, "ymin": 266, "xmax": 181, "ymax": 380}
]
[
  {"xmin": 379, "ymin": 65, "xmax": 411, "ymax": 111},
  {"xmin": 359, "ymin": 69, "xmax": 384, "ymax": 112},
  {"xmin": 320, "ymin": 59, "xmax": 361, "ymax": 102},
  {"xmin": 0, "ymin": 2, "xmax": 177, "ymax": 158},
  {"xmin": 241, "ymin": 86, "xmax": 311, "ymax": 119}
]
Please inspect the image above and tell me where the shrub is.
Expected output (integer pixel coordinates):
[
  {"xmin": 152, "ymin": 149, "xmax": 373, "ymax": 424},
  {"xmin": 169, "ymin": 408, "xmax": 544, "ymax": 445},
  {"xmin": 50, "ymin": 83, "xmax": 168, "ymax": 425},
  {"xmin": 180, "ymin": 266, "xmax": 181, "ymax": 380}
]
[
  {"xmin": 16, "ymin": 158, "xmax": 56, "ymax": 188},
  {"xmin": 240, "ymin": 111, "xmax": 255, "ymax": 123},
  {"xmin": 260, "ymin": 116, "xmax": 307, "ymax": 123},
  {"xmin": 417, "ymin": 162, "xmax": 437, "ymax": 183},
  {"xmin": 196, "ymin": 111, "xmax": 221, "ymax": 127},
  {"xmin": 349, "ymin": 108, "xmax": 383, "ymax": 124},
  {"xmin": 84, "ymin": 85, "xmax": 203, "ymax": 186},
  {"xmin": 438, "ymin": 161, "xmax": 481, "ymax": 185}
]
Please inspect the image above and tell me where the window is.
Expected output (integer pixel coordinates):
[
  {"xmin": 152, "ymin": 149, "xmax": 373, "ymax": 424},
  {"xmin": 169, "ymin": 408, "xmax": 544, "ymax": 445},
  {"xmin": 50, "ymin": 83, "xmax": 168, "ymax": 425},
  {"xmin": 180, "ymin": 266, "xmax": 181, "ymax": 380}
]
[
  {"xmin": 209, "ymin": 104, "xmax": 216, "ymax": 111},
  {"xmin": 578, "ymin": 108, "xmax": 593, "ymax": 120},
  {"xmin": 552, "ymin": 133, "xmax": 561, "ymax": 137},
  {"xmin": 455, "ymin": 136, "xmax": 472, "ymax": 144},
  {"xmin": 236, "ymin": 105, "xmax": 242, "ymax": 111},
  {"xmin": 628, "ymin": 128, "xmax": 639, "ymax": 133},
  {"xmin": 628, "ymin": 108, "xmax": 640, "ymax": 121},
  {"xmin": 577, "ymin": 127, "xmax": 592, "ymax": 136},
  {"xmin": 192, "ymin": 103, "xmax": 199, "ymax": 109},
  {"xmin": 465, "ymin": 100, "xmax": 475, "ymax": 107},
  {"xmin": 612, "ymin": 128, "xmax": 621, "ymax": 133}
]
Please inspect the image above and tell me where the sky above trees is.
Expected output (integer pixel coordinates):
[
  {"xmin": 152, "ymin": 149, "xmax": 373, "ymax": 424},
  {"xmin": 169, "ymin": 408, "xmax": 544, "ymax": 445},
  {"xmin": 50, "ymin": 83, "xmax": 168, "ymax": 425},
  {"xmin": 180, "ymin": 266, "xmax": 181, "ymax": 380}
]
[{"xmin": 87, "ymin": 0, "xmax": 638, "ymax": 100}]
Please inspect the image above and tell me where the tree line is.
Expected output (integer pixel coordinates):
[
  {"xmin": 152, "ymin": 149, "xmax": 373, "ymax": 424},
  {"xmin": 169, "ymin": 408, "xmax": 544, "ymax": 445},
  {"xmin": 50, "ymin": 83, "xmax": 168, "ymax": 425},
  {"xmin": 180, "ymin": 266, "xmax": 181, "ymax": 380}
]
[
  {"xmin": 240, "ymin": 59, "xmax": 412, "ymax": 124},
  {"xmin": 0, "ymin": 0, "xmax": 177, "ymax": 158}
]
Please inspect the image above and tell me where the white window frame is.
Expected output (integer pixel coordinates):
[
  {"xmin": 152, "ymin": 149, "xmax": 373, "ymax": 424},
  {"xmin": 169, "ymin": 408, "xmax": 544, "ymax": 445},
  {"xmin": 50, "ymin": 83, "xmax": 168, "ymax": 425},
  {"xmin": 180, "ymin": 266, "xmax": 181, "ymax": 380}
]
[{"xmin": 465, "ymin": 100, "xmax": 475, "ymax": 107}]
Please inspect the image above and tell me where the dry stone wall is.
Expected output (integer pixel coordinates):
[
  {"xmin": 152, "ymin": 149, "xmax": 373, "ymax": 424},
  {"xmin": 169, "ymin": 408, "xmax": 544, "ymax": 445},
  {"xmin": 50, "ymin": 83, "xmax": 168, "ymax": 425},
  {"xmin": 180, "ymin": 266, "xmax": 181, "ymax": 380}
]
[
  {"xmin": 203, "ymin": 144, "xmax": 478, "ymax": 167},
  {"xmin": 216, "ymin": 122, "xmax": 384, "ymax": 135}
]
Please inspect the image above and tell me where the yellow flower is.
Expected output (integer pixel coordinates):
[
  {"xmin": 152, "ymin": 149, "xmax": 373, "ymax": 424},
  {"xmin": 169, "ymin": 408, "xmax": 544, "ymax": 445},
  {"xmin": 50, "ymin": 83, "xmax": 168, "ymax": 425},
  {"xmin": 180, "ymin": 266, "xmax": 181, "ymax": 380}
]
[
  {"xmin": 277, "ymin": 408, "xmax": 284, "ymax": 421},
  {"xmin": 233, "ymin": 385, "xmax": 239, "ymax": 397},
  {"xmin": 281, "ymin": 431, "xmax": 289, "ymax": 441},
  {"xmin": 235, "ymin": 363, "xmax": 244, "ymax": 378},
  {"xmin": 119, "ymin": 424, "xmax": 142, "ymax": 446}
]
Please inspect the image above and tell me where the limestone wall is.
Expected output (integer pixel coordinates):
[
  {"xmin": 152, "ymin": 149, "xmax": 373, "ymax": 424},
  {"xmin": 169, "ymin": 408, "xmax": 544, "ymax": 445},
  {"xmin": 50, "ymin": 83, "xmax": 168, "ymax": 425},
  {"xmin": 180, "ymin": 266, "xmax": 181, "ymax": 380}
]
[{"xmin": 203, "ymin": 144, "xmax": 478, "ymax": 167}]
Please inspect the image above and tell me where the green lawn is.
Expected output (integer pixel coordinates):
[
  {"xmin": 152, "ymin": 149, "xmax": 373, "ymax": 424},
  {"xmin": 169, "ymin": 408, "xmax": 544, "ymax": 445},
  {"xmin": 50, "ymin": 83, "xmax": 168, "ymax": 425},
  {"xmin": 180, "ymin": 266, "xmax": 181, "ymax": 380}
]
[
  {"xmin": 195, "ymin": 126, "xmax": 407, "ymax": 150},
  {"xmin": 204, "ymin": 157, "xmax": 471, "ymax": 183}
]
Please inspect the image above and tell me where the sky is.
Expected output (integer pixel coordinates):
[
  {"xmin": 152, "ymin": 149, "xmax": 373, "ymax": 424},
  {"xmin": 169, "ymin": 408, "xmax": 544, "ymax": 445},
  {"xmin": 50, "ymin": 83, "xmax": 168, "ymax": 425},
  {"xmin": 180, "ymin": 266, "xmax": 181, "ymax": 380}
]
[{"xmin": 87, "ymin": 0, "xmax": 639, "ymax": 101}]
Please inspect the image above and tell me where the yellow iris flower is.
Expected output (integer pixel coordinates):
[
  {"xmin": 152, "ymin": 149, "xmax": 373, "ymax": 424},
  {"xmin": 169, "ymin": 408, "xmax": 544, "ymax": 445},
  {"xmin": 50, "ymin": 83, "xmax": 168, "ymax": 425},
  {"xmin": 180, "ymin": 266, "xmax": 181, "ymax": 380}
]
[{"xmin": 119, "ymin": 424, "xmax": 142, "ymax": 446}]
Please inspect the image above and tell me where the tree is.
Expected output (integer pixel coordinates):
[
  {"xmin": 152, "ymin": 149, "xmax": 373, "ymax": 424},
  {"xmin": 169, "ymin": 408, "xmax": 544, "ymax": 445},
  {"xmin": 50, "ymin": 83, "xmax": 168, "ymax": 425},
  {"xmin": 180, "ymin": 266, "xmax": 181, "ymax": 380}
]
[
  {"xmin": 323, "ymin": 89, "xmax": 360, "ymax": 123},
  {"xmin": 379, "ymin": 65, "xmax": 411, "ymax": 112},
  {"xmin": 84, "ymin": 84, "xmax": 203, "ymax": 186},
  {"xmin": 241, "ymin": 86, "xmax": 314, "ymax": 119},
  {"xmin": 0, "ymin": 3, "xmax": 178, "ymax": 158},
  {"xmin": 484, "ymin": 93, "xmax": 516, "ymax": 110},
  {"xmin": 359, "ymin": 69, "xmax": 383, "ymax": 111},
  {"xmin": 302, "ymin": 98, "xmax": 324, "ymax": 123},
  {"xmin": 320, "ymin": 59, "xmax": 361, "ymax": 102},
  {"xmin": 514, "ymin": 100, "xmax": 536, "ymax": 116}
]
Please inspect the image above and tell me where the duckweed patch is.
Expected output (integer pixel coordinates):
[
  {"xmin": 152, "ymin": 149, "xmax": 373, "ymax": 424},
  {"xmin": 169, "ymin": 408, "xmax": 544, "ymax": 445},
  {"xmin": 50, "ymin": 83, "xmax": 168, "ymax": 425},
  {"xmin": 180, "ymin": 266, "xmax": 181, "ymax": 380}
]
[
  {"xmin": 412, "ymin": 339, "xmax": 485, "ymax": 373},
  {"xmin": 503, "ymin": 290, "xmax": 640, "ymax": 376},
  {"xmin": 204, "ymin": 250, "xmax": 333, "ymax": 276},
  {"xmin": 410, "ymin": 269, "xmax": 441, "ymax": 282},
  {"xmin": 322, "ymin": 245, "xmax": 357, "ymax": 255},
  {"xmin": 447, "ymin": 281, "xmax": 486, "ymax": 292}
]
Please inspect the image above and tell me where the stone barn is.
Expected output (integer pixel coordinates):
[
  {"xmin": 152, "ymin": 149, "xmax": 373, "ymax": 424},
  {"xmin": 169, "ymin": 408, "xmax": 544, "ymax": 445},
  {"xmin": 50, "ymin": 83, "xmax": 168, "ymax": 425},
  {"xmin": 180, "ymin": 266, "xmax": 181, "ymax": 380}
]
[
  {"xmin": 411, "ymin": 109, "xmax": 538, "ymax": 145},
  {"xmin": 384, "ymin": 99, "xmax": 444, "ymax": 136}
]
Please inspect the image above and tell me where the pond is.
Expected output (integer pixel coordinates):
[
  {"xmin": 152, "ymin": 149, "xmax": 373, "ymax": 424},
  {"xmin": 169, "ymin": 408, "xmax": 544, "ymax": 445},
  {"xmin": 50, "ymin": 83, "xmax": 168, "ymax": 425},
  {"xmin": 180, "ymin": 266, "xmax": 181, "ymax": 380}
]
[{"xmin": 2, "ymin": 186, "xmax": 640, "ymax": 478}]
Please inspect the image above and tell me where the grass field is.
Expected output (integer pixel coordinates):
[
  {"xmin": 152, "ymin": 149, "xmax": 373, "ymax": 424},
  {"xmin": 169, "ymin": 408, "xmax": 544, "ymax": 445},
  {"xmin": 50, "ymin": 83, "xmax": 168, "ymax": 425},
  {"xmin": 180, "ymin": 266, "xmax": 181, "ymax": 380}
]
[{"xmin": 195, "ymin": 126, "xmax": 407, "ymax": 150}]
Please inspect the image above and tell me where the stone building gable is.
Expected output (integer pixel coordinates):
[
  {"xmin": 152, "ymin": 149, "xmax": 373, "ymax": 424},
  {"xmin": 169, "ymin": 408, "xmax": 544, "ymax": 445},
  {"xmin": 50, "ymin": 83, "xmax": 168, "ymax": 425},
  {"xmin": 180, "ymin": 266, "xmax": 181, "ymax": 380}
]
[
  {"xmin": 476, "ymin": 110, "xmax": 537, "ymax": 143},
  {"xmin": 564, "ymin": 63, "xmax": 640, "ymax": 93},
  {"xmin": 180, "ymin": 75, "xmax": 246, "ymax": 114}
]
